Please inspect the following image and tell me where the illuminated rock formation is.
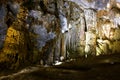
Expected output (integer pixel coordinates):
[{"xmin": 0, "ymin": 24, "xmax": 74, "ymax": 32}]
[{"xmin": 0, "ymin": 0, "xmax": 120, "ymax": 69}]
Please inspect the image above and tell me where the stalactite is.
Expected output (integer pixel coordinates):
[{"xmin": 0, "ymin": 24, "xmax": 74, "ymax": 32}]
[{"xmin": 2, "ymin": 0, "xmax": 120, "ymax": 70}]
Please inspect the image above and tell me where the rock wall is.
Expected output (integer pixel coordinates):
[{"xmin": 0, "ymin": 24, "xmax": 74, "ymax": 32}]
[
  {"xmin": 0, "ymin": 0, "xmax": 120, "ymax": 69},
  {"xmin": 96, "ymin": 7, "xmax": 120, "ymax": 55}
]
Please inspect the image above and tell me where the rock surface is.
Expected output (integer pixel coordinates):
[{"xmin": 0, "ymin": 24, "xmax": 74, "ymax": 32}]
[{"xmin": 0, "ymin": 0, "xmax": 120, "ymax": 70}]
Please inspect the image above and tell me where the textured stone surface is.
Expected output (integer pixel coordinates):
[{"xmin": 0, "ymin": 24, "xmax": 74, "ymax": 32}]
[{"xmin": 0, "ymin": 0, "xmax": 120, "ymax": 70}]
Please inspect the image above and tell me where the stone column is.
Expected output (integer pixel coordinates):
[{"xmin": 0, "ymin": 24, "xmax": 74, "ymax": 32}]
[{"xmin": 84, "ymin": 9, "xmax": 97, "ymax": 56}]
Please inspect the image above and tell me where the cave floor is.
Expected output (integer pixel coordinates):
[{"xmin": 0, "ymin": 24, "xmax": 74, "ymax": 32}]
[{"xmin": 0, "ymin": 53, "xmax": 120, "ymax": 80}]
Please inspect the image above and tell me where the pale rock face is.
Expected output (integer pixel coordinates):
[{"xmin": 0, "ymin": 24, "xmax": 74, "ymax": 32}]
[
  {"xmin": 116, "ymin": 3, "xmax": 120, "ymax": 8},
  {"xmin": 29, "ymin": 10, "xmax": 42, "ymax": 20},
  {"xmin": 113, "ymin": 17, "xmax": 120, "ymax": 28},
  {"xmin": 97, "ymin": 39, "xmax": 110, "ymax": 55},
  {"xmin": 68, "ymin": 24, "xmax": 72, "ymax": 29},
  {"xmin": 84, "ymin": 9, "xmax": 97, "ymax": 31},
  {"xmin": 116, "ymin": 0, "xmax": 120, "ymax": 2},
  {"xmin": 85, "ymin": 31, "xmax": 96, "ymax": 55},
  {"xmin": 102, "ymin": 24, "xmax": 111, "ymax": 39},
  {"xmin": 59, "ymin": 13, "xmax": 68, "ymax": 33},
  {"xmin": 85, "ymin": 45, "xmax": 90, "ymax": 54},
  {"xmin": 106, "ymin": 2, "xmax": 110, "ymax": 10},
  {"xmin": 69, "ymin": 0, "xmax": 109, "ymax": 10},
  {"xmin": 30, "ymin": 25, "xmax": 56, "ymax": 48}
]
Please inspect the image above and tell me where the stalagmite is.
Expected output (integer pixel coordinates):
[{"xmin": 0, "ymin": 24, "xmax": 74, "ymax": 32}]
[{"xmin": 1, "ymin": 0, "xmax": 120, "ymax": 70}]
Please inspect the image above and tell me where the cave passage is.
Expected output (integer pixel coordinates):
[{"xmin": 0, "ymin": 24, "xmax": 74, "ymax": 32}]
[{"xmin": 0, "ymin": 0, "xmax": 120, "ymax": 80}]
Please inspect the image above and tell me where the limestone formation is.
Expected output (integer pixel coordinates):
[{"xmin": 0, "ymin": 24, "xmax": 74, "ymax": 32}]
[{"xmin": 0, "ymin": 0, "xmax": 120, "ymax": 69}]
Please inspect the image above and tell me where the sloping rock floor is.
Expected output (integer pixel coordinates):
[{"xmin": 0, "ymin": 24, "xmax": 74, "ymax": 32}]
[{"xmin": 0, "ymin": 53, "xmax": 120, "ymax": 80}]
